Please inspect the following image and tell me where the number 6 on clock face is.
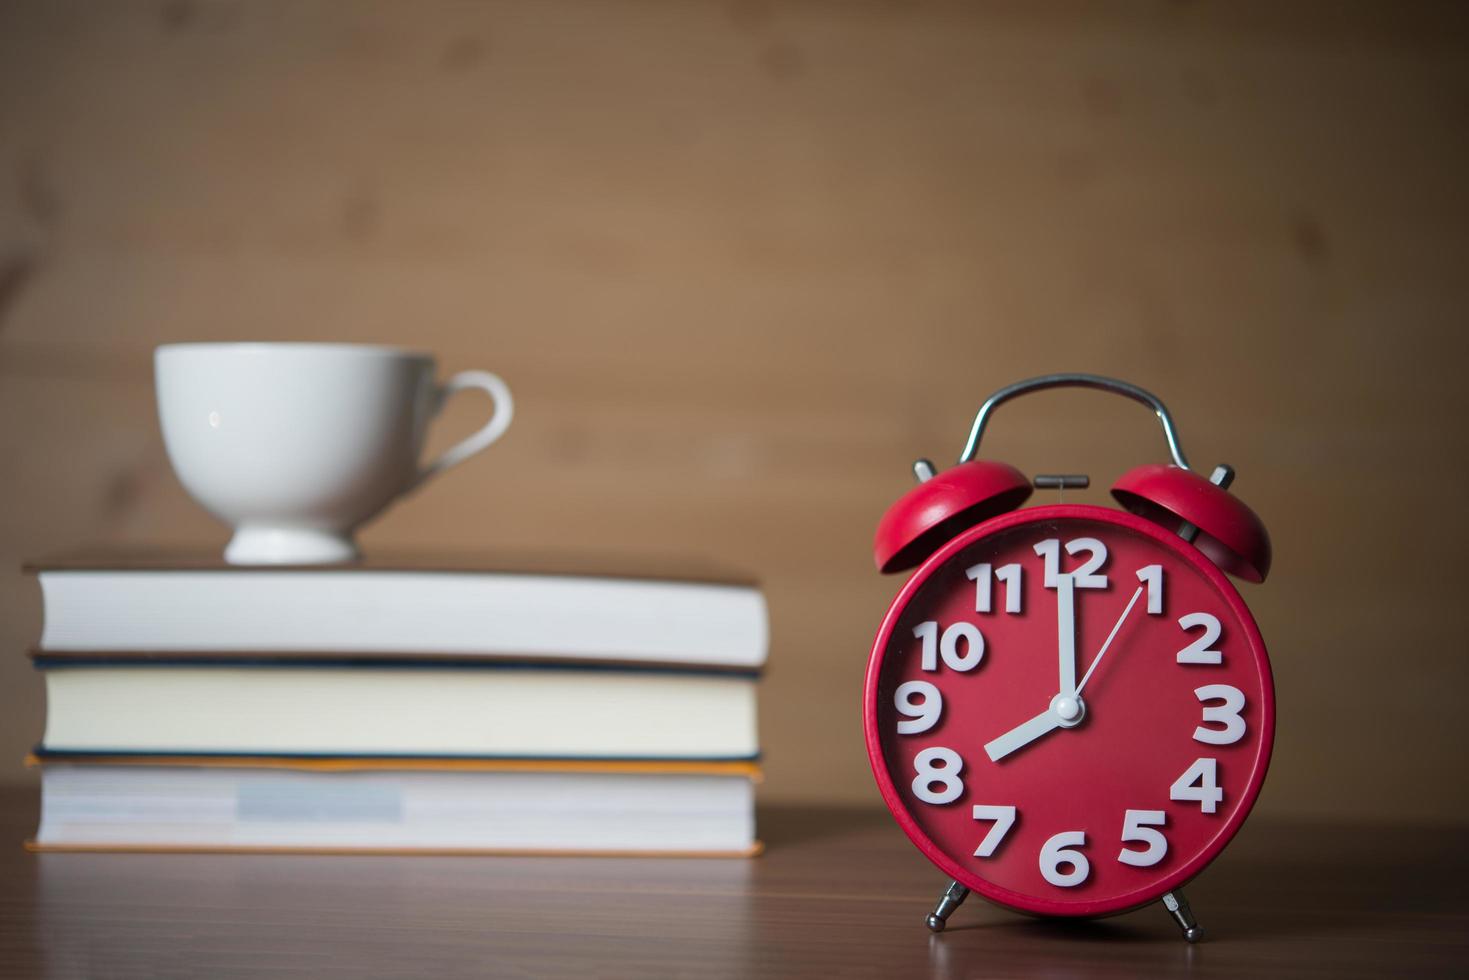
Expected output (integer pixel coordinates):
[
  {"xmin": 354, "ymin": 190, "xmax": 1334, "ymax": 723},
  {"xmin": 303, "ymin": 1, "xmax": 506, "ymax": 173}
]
[{"xmin": 1039, "ymin": 831, "xmax": 1089, "ymax": 887}]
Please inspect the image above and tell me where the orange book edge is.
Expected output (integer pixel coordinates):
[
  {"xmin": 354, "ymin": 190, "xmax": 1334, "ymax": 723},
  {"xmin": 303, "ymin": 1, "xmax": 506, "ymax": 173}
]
[{"xmin": 25, "ymin": 753, "xmax": 762, "ymax": 780}]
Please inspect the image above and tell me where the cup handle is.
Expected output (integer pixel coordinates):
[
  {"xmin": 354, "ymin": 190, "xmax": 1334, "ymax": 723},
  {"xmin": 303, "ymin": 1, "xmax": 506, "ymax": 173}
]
[{"xmin": 413, "ymin": 370, "xmax": 514, "ymax": 490}]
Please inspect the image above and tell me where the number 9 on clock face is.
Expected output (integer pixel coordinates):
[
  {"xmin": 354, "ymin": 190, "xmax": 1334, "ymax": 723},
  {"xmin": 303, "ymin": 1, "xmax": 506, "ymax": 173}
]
[{"xmin": 864, "ymin": 505, "xmax": 1275, "ymax": 918}]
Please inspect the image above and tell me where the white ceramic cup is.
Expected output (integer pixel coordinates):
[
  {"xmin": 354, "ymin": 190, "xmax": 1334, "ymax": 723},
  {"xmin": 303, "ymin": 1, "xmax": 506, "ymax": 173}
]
[{"xmin": 155, "ymin": 343, "xmax": 513, "ymax": 565}]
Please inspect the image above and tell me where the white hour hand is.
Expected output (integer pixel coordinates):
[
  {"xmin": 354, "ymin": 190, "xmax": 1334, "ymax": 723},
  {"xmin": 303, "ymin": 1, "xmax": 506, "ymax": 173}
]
[{"xmin": 984, "ymin": 708, "xmax": 1063, "ymax": 762}]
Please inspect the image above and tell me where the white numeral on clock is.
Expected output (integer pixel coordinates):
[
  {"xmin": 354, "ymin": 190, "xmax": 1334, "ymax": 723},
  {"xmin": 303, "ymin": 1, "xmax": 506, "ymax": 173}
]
[
  {"xmin": 1170, "ymin": 758, "xmax": 1224, "ymax": 814},
  {"xmin": 971, "ymin": 805, "xmax": 1017, "ymax": 857},
  {"xmin": 1039, "ymin": 831, "xmax": 1090, "ymax": 887},
  {"xmin": 913, "ymin": 621, "xmax": 985, "ymax": 672},
  {"xmin": 1194, "ymin": 684, "xmax": 1246, "ymax": 745},
  {"xmin": 1176, "ymin": 612, "xmax": 1223, "ymax": 664},
  {"xmin": 913, "ymin": 747, "xmax": 964, "ymax": 805},
  {"xmin": 1118, "ymin": 809, "xmax": 1168, "ymax": 867},
  {"xmin": 894, "ymin": 681, "xmax": 943, "ymax": 735},
  {"xmin": 1137, "ymin": 565, "xmax": 1163, "ymax": 614},
  {"xmin": 1035, "ymin": 537, "xmax": 1109, "ymax": 589},
  {"xmin": 966, "ymin": 562, "xmax": 1023, "ymax": 614}
]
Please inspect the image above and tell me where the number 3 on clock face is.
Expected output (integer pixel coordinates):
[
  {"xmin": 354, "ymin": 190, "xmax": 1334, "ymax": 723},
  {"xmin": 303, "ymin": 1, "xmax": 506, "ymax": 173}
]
[{"xmin": 865, "ymin": 505, "xmax": 1275, "ymax": 919}]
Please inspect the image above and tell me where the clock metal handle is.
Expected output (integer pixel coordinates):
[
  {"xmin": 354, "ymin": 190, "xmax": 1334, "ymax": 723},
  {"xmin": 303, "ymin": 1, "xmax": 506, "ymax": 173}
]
[{"xmin": 957, "ymin": 373, "xmax": 1192, "ymax": 471}]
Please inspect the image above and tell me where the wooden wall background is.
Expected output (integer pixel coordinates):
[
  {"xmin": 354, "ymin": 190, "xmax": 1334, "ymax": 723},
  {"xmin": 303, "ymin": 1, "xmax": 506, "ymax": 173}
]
[{"xmin": 1, "ymin": 0, "xmax": 1466, "ymax": 823}]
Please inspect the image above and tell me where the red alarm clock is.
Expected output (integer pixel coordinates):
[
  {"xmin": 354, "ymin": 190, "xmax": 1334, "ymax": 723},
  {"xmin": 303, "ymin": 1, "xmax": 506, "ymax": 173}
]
[{"xmin": 865, "ymin": 374, "xmax": 1273, "ymax": 941}]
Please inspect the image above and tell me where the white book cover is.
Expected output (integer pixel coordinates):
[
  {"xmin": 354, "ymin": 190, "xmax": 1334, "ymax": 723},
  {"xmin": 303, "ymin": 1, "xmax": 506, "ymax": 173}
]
[
  {"xmin": 34, "ymin": 760, "xmax": 759, "ymax": 855},
  {"xmin": 39, "ymin": 664, "xmax": 760, "ymax": 760},
  {"xmin": 30, "ymin": 553, "xmax": 768, "ymax": 669}
]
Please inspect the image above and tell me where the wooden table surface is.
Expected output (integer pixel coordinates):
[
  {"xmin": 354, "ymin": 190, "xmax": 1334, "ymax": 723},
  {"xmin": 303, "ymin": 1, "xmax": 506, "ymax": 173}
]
[{"xmin": 0, "ymin": 785, "xmax": 1463, "ymax": 979}]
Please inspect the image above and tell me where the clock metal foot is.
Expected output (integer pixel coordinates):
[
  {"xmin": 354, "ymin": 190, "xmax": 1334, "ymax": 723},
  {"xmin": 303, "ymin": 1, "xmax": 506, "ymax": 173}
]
[
  {"xmin": 926, "ymin": 880, "xmax": 970, "ymax": 932},
  {"xmin": 1162, "ymin": 889, "xmax": 1202, "ymax": 943}
]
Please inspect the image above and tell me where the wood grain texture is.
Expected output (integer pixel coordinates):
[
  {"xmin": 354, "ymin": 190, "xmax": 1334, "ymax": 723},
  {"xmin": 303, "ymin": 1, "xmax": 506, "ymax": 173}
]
[
  {"xmin": 0, "ymin": 1, "xmax": 1467, "ymax": 824},
  {"xmin": 0, "ymin": 786, "xmax": 1464, "ymax": 979}
]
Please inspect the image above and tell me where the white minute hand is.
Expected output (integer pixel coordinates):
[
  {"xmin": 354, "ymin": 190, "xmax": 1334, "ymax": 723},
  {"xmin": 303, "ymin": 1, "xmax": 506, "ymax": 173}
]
[
  {"xmin": 1076, "ymin": 584, "xmax": 1144, "ymax": 695},
  {"xmin": 1056, "ymin": 573, "xmax": 1077, "ymax": 696}
]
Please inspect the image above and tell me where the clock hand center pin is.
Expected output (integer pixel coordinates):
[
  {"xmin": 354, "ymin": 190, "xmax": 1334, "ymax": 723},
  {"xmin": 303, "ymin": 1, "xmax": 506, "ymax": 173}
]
[{"xmin": 1051, "ymin": 692, "xmax": 1085, "ymax": 726}]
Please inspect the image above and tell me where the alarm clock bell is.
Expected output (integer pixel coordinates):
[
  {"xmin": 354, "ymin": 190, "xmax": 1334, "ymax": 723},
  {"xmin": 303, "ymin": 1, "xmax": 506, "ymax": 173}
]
[{"xmin": 873, "ymin": 460, "xmax": 1032, "ymax": 574}]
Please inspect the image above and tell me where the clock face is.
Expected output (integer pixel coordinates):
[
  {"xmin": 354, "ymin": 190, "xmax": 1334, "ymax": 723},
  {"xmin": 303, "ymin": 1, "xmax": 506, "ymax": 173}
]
[{"xmin": 865, "ymin": 504, "xmax": 1273, "ymax": 918}]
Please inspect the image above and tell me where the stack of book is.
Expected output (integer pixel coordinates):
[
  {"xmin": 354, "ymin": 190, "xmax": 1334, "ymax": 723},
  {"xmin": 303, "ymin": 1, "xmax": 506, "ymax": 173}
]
[{"xmin": 25, "ymin": 553, "xmax": 766, "ymax": 855}]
